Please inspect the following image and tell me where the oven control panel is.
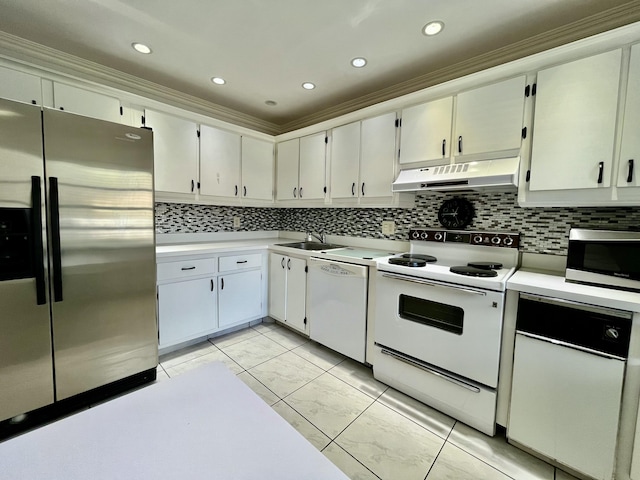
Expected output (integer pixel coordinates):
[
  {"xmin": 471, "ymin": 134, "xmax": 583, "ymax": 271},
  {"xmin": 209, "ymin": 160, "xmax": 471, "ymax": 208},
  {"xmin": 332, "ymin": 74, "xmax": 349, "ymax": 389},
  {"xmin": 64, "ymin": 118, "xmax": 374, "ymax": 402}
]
[{"xmin": 409, "ymin": 229, "xmax": 520, "ymax": 249}]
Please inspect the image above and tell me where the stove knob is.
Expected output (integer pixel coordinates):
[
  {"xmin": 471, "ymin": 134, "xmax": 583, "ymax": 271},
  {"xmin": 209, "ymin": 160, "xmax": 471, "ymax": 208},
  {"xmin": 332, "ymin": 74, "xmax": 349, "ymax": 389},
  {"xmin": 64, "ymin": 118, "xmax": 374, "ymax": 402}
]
[
  {"xmin": 411, "ymin": 231, "xmax": 420, "ymax": 239},
  {"xmin": 503, "ymin": 236, "xmax": 514, "ymax": 247},
  {"xmin": 473, "ymin": 235, "xmax": 483, "ymax": 244},
  {"xmin": 421, "ymin": 231, "xmax": 429, "ymax": 240},
  {"xmin": 434, "ymin": 232, "xmax": 443, "ymax": 241},
  {"xmin": 605, "ymin": 328, "xmax": 620, "ymax": 340},
  {"xmin": 491, "ymin": 236, "xmax": 501, "ymax": 245}
]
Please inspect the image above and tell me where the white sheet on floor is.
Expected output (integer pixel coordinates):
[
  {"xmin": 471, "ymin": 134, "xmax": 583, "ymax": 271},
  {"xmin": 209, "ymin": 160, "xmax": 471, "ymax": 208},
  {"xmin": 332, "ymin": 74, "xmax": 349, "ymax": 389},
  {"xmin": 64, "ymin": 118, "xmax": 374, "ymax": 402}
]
[{"xmin": 0, "ymin": 362, "xmax": 348, "ymax": 480}]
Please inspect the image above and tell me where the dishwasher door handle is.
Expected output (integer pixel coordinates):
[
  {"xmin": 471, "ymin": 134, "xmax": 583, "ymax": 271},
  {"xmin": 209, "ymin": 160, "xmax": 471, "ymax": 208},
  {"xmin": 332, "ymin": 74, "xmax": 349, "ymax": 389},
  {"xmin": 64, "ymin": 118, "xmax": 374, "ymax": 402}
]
[{"xmin": 515, "ymin": 331, "xmax": 626, "ymax": 361}]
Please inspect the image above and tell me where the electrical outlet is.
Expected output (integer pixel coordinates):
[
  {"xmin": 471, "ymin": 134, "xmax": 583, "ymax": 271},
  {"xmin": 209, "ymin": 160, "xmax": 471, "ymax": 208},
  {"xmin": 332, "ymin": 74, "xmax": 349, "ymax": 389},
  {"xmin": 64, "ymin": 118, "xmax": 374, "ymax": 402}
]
[
  {"xmin": 382, "ymin": 220, "xmax": 395, "ymax": 235},
  {"xmin": 233, "ymin": 216, "xmax": 241, "ymax": 228}
]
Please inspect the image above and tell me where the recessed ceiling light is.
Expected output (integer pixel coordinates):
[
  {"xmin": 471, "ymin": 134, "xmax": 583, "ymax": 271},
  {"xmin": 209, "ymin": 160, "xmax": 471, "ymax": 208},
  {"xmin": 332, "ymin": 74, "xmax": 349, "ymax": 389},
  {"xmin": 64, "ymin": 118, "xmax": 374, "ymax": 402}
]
[
  {"xmin": 131, "ymin": 42, "xmax": 152, "ymax": 54},
  {"xmin": 423, "ymin": 21, "xmax": 444, "ymax": 36},
  {"xmin": 302, "ymin": 82, "xmax": 316, "ymax": 90},
  {"xmin": 351, "ymin": 57, "xmax": 367, "ymax": 68},
  {"xmin": 211, "ymin": 77, "xmax": 226, "ymax": 85},
  {"xmin": 265, "ymin": 100, "xmax": 278, "ymax": 106}
]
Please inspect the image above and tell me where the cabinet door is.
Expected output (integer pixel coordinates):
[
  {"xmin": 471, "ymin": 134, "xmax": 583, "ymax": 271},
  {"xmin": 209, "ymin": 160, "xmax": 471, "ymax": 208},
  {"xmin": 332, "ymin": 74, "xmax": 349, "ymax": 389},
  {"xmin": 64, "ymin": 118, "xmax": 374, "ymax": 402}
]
[
  {"xmin": 53, "ymin": 82, "xmax": 121, "ymax": 123},
  {"xmin": 529, "ymin": 50, "xmax": 621, "ymax": 191},
  {"xmin": 144, "ymin": 109, "xmax": 199, "ymax": 194},
  {"xmin": 285, "ymin": 257, "xmax": 307, "ymax": 333},
  {"xmin": 276, "ymin": 138, "xmax": 300, "ymax": 200},
  {"xmin": 241, "ymin": 136, "xmax": 274, "ymax": 200},
  {"xmin": 268, "ymin": 253, "xmax": 287, "ymax": 322},
  {"xmin": 299, "ymin": 132, "xmax": 326, "ymax": 200},
  {"xmin": 399, "ymin": 97, "xmax": 453, "ymax": 164},
  {"xmin": 218, "ymin": 270, "xmax": 262, "ymax": 329},
  {"xmin": 360, "ymin": 112, "xmax": 397, "ymax": 198},
  {"xmin": 454, "ymin": 76, "xmax": 525, "ymax": 157},
  {"xmin": 330, "ymin": 121, "xmax": 361, "ymax": 199},
  {"xmin": 158, "ymin": 278, "xmax": 217, "ymax": 348},
  {"xmin": 618, "ymin": 44, "xmax": 640, "ymax": 188},
  {"xmin": 0, "ymin": 66, "xmax": 42, "ymax": 105},
  {"xmin": 200, "ymin": 125, "xmax": 241, "ymax": 197}
]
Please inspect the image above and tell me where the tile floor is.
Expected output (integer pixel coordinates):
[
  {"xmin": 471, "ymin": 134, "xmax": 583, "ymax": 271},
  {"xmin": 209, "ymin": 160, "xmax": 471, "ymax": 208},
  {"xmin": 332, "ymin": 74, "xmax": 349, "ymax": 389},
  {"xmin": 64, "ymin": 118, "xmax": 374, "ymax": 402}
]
[{"xmin": 157, "ymin": 321, "xmax": 578, "ymax": 480}]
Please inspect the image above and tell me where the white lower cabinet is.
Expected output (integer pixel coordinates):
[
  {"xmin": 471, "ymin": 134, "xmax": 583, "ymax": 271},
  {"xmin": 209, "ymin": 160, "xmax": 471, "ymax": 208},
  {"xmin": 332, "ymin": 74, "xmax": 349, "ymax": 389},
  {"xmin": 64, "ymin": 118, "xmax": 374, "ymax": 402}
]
[
  {"xmin": 268, "ymin": 253, "xmax": 307, "ymax": 334},
  {"xmin": 158, "ymin": 277, "xmax": 217, "ymax": 349},
  {"xmin": 218, "ymin": 270, "xmax": 262, "ymax": 329}
]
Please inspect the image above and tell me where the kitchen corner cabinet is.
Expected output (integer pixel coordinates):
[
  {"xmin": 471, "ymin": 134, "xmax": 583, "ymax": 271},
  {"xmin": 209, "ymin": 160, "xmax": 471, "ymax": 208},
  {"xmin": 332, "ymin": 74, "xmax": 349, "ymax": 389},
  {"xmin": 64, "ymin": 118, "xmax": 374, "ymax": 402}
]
[
  {"xmin": 241, "ymin": 136, "xmax": 274, "ymax": 201},
  {"xmin": 276, "ymin": 132, "xmax": 326, "ymax": 201},
  {"xmin": 144, "ymin": 109, "xmax": 199, "ymax": 194},
  {"xmin": 268, "ymin": 253, "xmax": 307, "ymax": 334},
  {"xmin": 0, "ymin": 65, "xmax": 42, "ymax": 106},
  {"xmin": 453, "ymin": 75, "xmax": 526, "ymax": 160},
  {"xmin": 617, "ymin": 44, "xmax": 640, "ymax": 196},
  {"xmin": 52, "ymin": 82, "xmax": 122, "ymax": 124},
  {"xmin": 528, "ymin": 49, "xmax": 622, "ymax": 192},
  {"xmin": 200, "ymin": 125, "xmax": 242, "ymax": 198},
  {"xmin": 399, "ymin": 96, "xmax": 453, "ymax": 165}
]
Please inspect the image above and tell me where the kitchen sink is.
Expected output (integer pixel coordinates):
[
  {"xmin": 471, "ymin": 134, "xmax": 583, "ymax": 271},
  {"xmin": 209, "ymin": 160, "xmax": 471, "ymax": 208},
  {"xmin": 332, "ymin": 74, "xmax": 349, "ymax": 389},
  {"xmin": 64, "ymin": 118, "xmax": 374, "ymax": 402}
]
[{"xmin": 275, "ymin": 241, "xmax": 345, "ymax": 251}]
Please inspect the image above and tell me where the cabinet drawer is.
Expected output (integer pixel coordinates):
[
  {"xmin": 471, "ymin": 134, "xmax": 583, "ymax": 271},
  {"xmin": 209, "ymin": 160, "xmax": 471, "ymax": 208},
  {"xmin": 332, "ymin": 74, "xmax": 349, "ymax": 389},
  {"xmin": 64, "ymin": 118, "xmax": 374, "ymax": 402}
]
[
  {"xmin": 157, "ymin": 258, "xmax": 216, "ymax": 281},
  {"xmin": 219, "ymin": 253, "xmax": 262, "ymax": 272}
]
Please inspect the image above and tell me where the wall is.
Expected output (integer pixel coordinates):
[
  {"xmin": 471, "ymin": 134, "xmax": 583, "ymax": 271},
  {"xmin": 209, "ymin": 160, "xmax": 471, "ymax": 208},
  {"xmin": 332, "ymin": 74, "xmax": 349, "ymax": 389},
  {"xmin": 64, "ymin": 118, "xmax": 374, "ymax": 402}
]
[{"xmin": 156, "ymin": 193, "xmax": 640, "ymax": 255}]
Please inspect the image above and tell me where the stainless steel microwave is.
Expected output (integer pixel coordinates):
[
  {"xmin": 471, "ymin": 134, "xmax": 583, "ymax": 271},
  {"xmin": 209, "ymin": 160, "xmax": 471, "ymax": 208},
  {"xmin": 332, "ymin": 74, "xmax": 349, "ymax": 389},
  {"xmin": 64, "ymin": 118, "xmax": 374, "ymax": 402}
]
[{"xmin": 566, "ymin": 228, "xmax": 640, "ymax": 292}]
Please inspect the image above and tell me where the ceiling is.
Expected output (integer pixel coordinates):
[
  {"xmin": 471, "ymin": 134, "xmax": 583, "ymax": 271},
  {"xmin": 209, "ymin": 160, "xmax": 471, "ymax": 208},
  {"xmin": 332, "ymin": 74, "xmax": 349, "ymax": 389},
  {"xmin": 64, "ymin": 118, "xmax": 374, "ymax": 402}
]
[{"xmin": 0, "ymin": 0, "xmax": 639, "ymax": 134}]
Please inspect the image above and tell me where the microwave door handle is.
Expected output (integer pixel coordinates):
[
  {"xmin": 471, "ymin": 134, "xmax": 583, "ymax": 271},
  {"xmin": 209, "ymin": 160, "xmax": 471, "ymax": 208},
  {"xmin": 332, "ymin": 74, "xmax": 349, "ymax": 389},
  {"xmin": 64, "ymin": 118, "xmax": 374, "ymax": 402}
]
[
  {"xmin": 31, "ymin": 176, "xmax": 46, "ymax": 305},
  {"xmin": 381, "ymin": 272, "xmax": 487, "ymax": 296}
]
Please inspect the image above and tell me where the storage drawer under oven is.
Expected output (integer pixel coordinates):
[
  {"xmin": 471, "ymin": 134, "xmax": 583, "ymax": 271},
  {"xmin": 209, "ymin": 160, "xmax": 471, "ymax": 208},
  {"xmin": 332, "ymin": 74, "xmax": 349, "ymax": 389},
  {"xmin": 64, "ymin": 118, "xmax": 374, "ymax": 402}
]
[{"xmin": 374, "ymin": 271, "xmax": 505, "ymax": 388}]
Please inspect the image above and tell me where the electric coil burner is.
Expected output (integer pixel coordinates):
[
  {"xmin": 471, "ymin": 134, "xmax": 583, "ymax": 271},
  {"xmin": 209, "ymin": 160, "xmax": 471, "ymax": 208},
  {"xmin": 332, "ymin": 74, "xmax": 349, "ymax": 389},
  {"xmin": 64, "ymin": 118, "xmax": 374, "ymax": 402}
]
[{"xmin": 388, "ymin": 253, "xmax": 438, "ymax": 267}]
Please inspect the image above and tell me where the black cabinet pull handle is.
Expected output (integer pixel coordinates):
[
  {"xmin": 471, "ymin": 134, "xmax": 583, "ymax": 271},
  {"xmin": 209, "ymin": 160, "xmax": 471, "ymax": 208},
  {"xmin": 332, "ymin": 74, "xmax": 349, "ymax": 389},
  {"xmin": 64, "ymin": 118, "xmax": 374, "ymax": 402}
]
[
  {"xmin": 221, "ymin": 278, "xmax": 224, "ymax": 290},
  {"xmin": 597, "ymin": 161, "xmax": 604, "ymax": 184},
  {"xmin": 281, "ymin": 257, "xmax": 285, "ymax": 269},
  {"xmin": 236, "ymin": 260, "xmax": 247, "ymax": 264},
  {"xmin": 243, "ymin": 186, "xmax": 247, "ymax": 196},
  {"xmin": 442, "ymin": 139, "xmax": 446, "ymax": 157},
  {"xmin": 191, "ymin": 179, "xmax": 195, "ymax": 192},
  {"xmin": 210, "ymin": 279, "xmax": 214, "ymax": 291},
  {"xmin": 49, "ymin": 177, "xmax": 63, "ymax": 302},
  {"xmin": 361, "ymin": 183, "xmax": 365, "ymax": 196},
  {"xmin": 299, "ymin": 187, "xmax": 303, "ymax": 198},
  {"xmin": 293, "ymin": 187, "xmax": 297, "ymax": 198},
  {"xmin": 351, "ymin": 182, "xmax": 355, "ymax": 196},
  {"xmin": 235, "ymin": 185, "xmax": 238, "ymax": 196},
  {"xmin": 627, "ymin": 159, "xmax": 634, "ymax": 183},
  {"xmin": 31, "ymin": 176, "xmax": 46, "ymax": 305},
  {"xmin": 458, "ymin": 136, "xmax": 463, "ymax": 154},
  {"xmin": 181, "ymin": 266, "xmax": 196, "ymax": 271},
  {"xmin": 287, "ymin": 258, "xmax": 291, "ymax": 270}
]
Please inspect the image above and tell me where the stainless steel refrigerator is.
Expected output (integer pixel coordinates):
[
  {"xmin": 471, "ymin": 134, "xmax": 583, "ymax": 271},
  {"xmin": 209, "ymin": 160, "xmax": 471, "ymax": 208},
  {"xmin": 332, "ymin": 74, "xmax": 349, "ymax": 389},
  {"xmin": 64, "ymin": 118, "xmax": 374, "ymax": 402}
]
[{"xmin": 0, "ymin": 98, "xmax": 158, "ymax": 427}]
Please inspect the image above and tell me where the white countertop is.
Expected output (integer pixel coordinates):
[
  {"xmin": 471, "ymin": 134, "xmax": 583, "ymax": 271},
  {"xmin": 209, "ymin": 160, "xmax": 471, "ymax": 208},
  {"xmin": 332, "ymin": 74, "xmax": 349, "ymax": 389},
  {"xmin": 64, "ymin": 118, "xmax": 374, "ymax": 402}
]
[
  {"xmin": 156, "ymin": 238, "xmax": 281, "ymax": 260},
  {"xmin": 508, "ymin": 269, "xmax": 640, "ymax": 313}
]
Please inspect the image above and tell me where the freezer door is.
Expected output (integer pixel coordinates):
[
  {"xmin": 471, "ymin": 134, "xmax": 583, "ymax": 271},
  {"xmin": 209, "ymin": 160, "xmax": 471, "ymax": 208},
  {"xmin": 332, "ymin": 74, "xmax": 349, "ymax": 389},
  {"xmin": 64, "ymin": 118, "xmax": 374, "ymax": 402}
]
[
  {"xmin": 42, "ymin": 109, "xmax": 158, "ymax": 400},
  {"xmin": 0, "ymin": 99, "xmax": 54, "ymax": 421}
]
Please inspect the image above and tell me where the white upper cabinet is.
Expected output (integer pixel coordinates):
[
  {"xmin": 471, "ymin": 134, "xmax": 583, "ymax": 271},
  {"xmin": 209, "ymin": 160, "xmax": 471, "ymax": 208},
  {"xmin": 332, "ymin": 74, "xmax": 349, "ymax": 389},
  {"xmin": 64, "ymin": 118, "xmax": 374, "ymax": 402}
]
[
  {"xmin": 200, "ymin": 125, "xmax": 241, "ymax": 198},
  {"xmin": 618, "ymin": 44, "xmax": 640, "ymax": 190},
  {"xmin": 528, "ymin": 49, "xmax": 622, "ymax": 192},
  {"xmin": 276, "ymin": 138, "xmax": 300, "ymax": 200},
  {"xmin": 330, "ymin": 121, "xmax": 361, "ymax": 199},
  {"xmin": 241, "ymin": 136, "xmax": 274, "ymax": 201},
  {"xmin": 0, "ymin": 65, "xmax": 42, "ymax": 105},
  {"xmin": 454, "ymin": 76, "xmax": 526, "ymax": 159},
  {"xmin": 399, "ymin": 96, "xmax": 453, "ymax": 164},
  {"xmin": 144, "ymin": 109, "xmax": 199, "ymax": 194},
  {"xmin": 298, "ymin": 132, "xmax": 327, "ymax": 200},
  {"xmin": 53, "ymin": 82, "xmax": 122, "ymax": 124},
  {"xmin": 360, "ymin": 112, "xmax": 397, "ymax": 199}
]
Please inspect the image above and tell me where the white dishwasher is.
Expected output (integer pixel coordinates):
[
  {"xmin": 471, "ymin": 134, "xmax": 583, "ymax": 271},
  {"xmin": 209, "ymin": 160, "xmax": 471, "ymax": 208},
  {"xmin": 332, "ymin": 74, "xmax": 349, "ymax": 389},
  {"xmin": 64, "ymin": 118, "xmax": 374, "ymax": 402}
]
[
  {"xmin": 307, "ymin": 257, "xmax": 368, "ymax": 362},
  {"xmin": 508, "ymin": 293, "xmax": 632, "ymax": 480}
]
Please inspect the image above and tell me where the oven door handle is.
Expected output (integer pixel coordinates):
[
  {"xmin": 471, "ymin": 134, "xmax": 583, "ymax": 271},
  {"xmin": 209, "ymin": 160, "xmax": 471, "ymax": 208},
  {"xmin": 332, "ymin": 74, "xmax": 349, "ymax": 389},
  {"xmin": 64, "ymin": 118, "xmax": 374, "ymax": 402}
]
[
  {"xmin": 381, "ymin": 272, "xmax": 487, "ymax": 296},
  {"xmin": 379, "ymin": 347, "xmax": 481, "ymax": 393}
]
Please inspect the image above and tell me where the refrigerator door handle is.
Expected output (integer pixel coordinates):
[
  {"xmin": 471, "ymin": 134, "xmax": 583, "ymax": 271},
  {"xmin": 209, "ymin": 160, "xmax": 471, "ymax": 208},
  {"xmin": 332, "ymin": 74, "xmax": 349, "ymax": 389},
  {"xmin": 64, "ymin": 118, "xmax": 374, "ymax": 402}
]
[
  {"xmin": 49, "ymin": 177, "xmax": 63, "ymax": 302},
  {"xmin": 31, "ymin": 176, "xmax": 46, "ymax": 305}
]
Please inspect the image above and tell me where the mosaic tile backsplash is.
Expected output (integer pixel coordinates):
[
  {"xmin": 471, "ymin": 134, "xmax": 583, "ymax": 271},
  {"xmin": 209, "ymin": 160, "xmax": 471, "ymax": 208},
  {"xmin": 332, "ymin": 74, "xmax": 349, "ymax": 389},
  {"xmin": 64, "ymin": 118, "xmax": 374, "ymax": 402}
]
[{"xmin": 156, "ymin": 192, "xmax": 640, "ymax": 255}]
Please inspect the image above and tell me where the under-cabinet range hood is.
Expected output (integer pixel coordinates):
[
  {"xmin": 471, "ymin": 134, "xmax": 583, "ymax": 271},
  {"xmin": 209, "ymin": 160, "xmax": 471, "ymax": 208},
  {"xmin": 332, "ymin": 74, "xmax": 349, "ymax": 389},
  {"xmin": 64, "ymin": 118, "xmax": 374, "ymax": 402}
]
[{"xmin": 392, "ymin": 157, "xmax": 520, "ymax": 193}]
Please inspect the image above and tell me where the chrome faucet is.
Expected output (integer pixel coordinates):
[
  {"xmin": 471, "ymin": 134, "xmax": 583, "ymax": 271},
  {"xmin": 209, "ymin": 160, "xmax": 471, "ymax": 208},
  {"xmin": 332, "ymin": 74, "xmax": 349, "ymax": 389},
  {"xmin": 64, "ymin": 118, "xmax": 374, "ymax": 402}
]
[{"xmin": 307, "ymin": 231, "xmax": 326, "ymax": 243}]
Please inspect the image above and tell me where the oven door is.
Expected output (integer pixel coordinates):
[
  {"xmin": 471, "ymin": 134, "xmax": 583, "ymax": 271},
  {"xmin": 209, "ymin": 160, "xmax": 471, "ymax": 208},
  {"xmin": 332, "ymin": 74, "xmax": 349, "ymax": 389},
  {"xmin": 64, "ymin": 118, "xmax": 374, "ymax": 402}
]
[{"xmin": 374, "ymin": 270, "xmax": 504, "ymax": 388}]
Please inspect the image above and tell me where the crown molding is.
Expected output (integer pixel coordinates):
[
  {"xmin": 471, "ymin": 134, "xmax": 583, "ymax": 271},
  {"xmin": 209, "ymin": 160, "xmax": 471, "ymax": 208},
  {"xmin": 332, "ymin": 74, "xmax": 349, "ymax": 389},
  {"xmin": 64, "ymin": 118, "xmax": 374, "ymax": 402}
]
[
  {"xmin": 0, "ymin": 31, "xmax": 281, "ymax": 135},
  {"xmin": 278, "ymin": 1, "xmax": 640, "ymax": 133}
]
